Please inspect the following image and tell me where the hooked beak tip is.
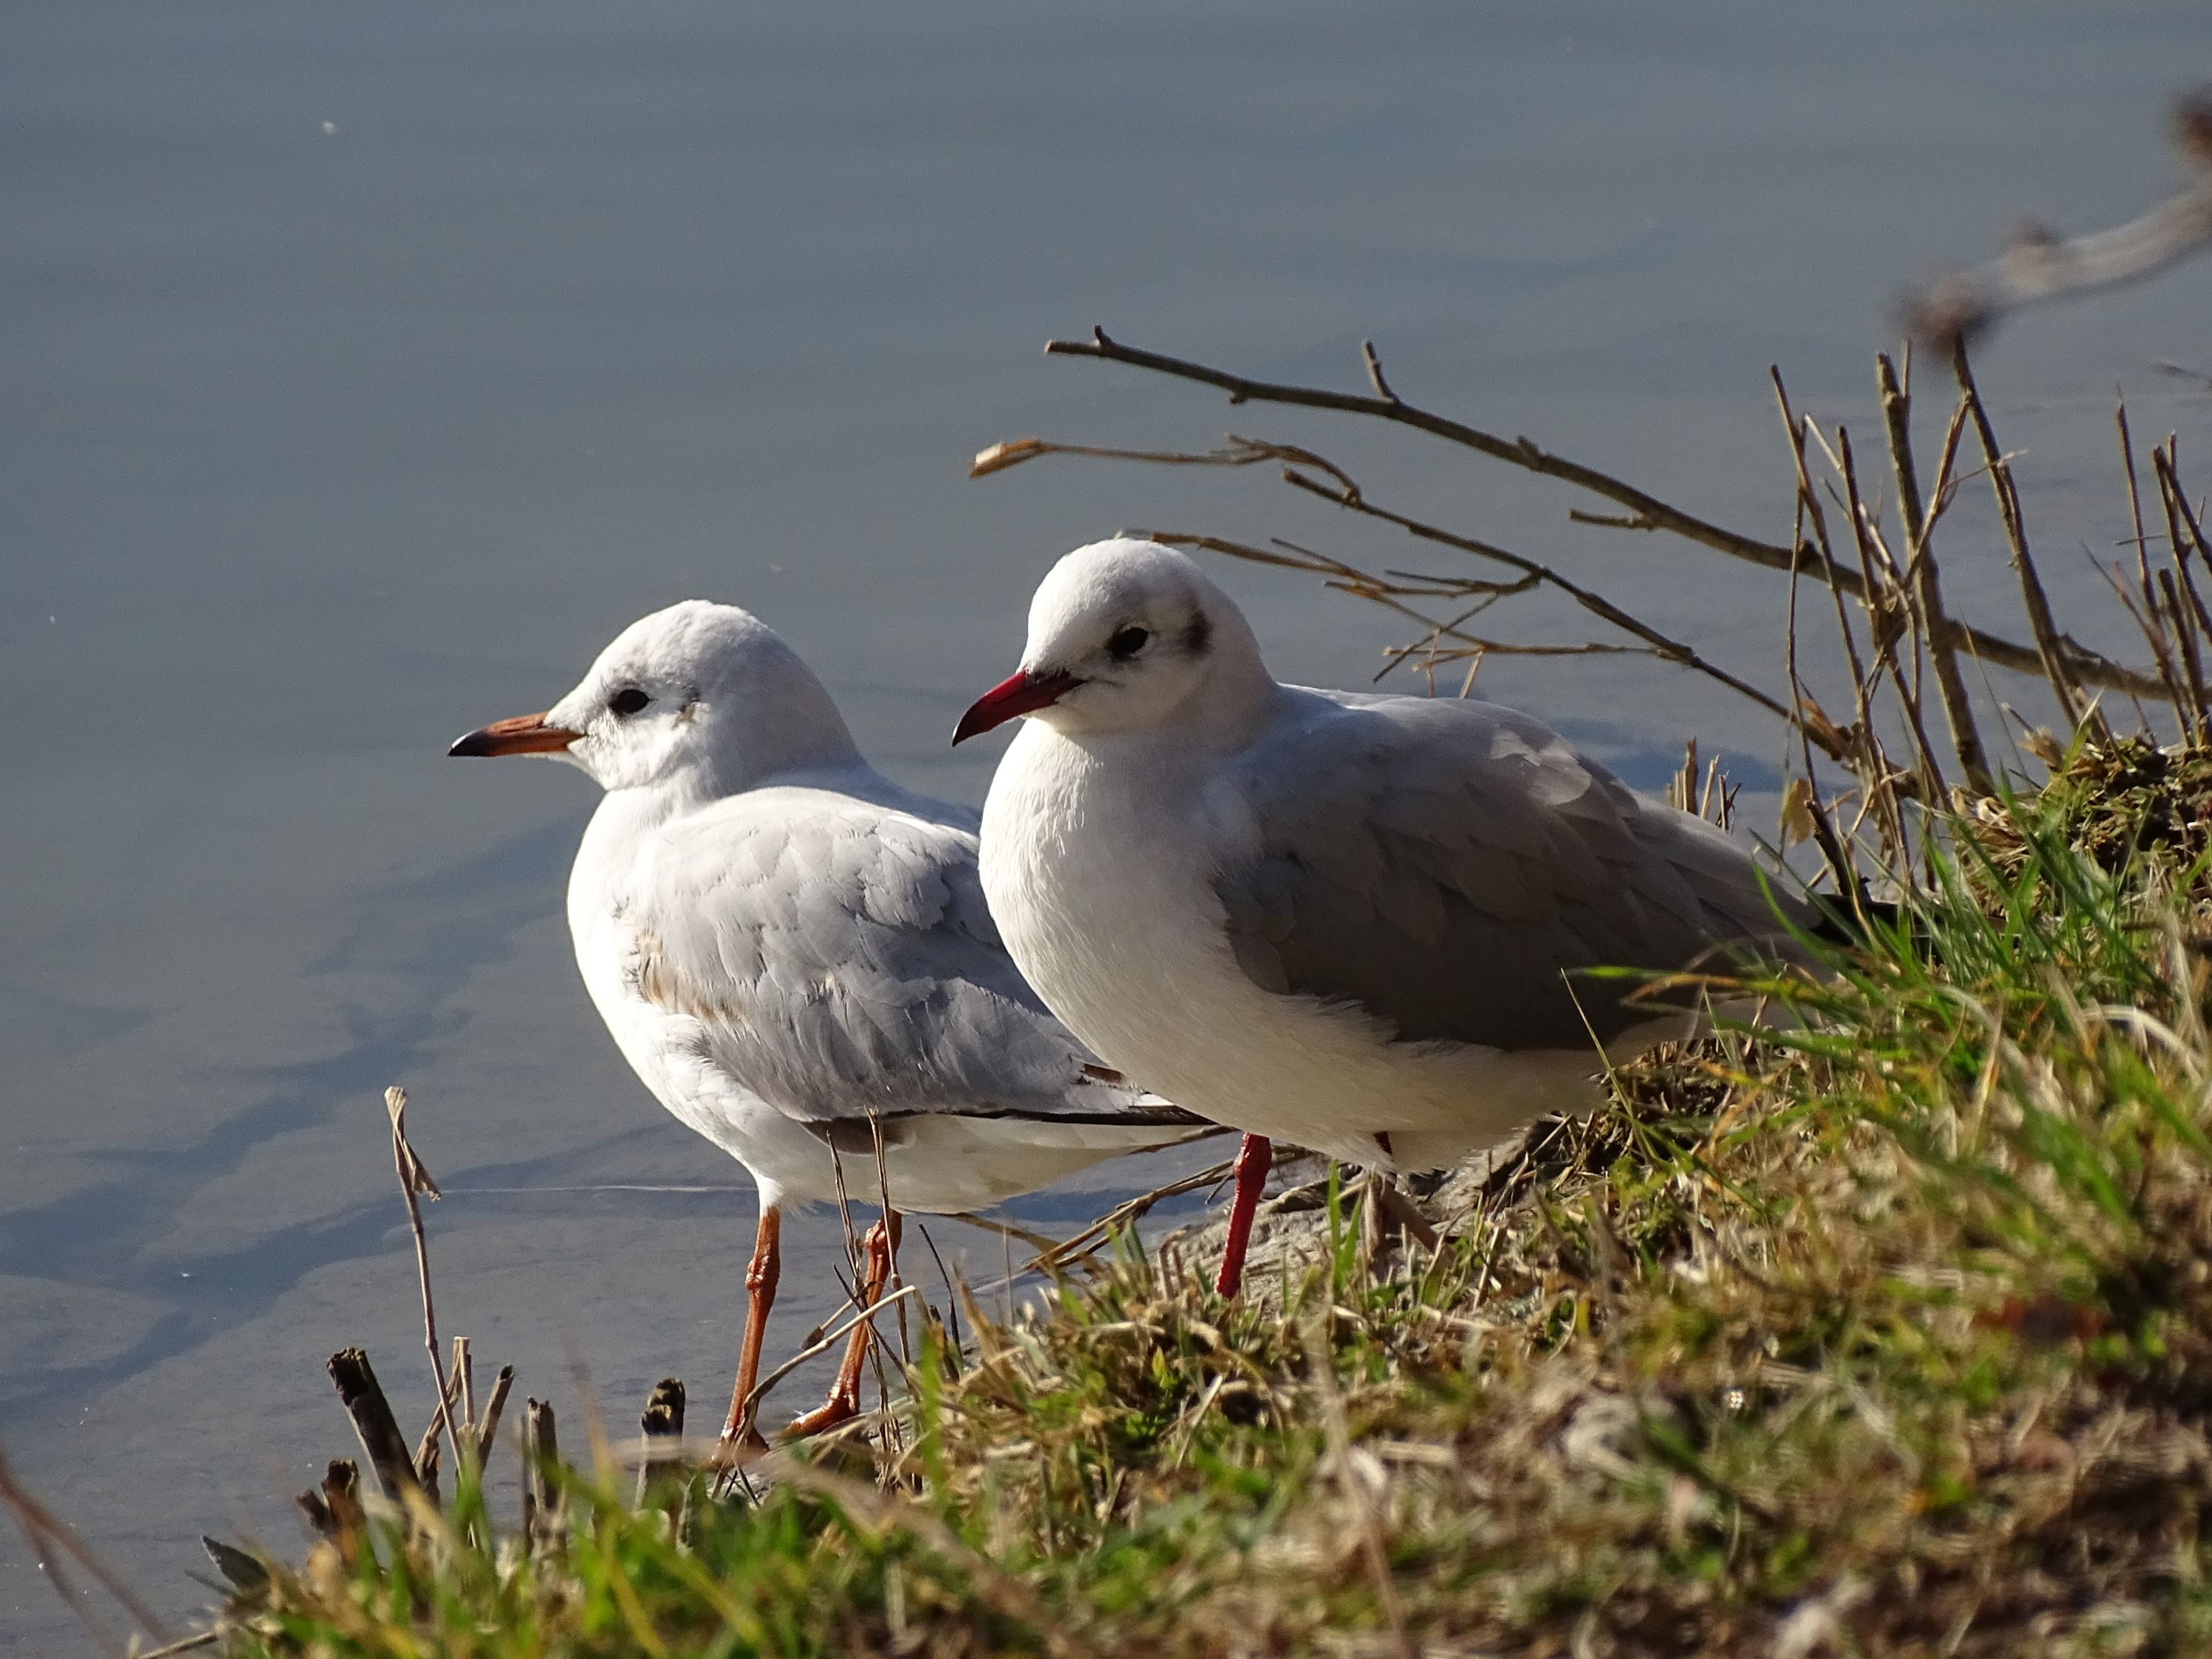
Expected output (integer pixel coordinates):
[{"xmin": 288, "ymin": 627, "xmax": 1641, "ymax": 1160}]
[{"xmin": 952, "ymin": 669, "xmax": 1078, "ymax": 746}]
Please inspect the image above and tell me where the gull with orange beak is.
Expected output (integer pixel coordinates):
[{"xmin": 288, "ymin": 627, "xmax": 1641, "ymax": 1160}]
[
  {"xmin": 451, "ymin": 599, "xmax": 1210, "ymax": 1450},
  {"xmin": 959, "ymin": 538, "xmax": 1815, "ymax": 1298}
]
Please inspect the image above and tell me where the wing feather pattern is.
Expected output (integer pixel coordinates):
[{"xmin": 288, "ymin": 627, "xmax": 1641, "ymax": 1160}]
[
  {"xmin": 1212, "ymin": 692, "xmax": 1809, "ymax": 1052},
  {"xmin": 628, "ymin": 784, "xmax": 1192, "ymax": 1131}
]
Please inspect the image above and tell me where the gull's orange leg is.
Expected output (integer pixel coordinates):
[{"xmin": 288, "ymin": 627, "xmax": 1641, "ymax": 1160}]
[
  {"xmin": 1214, "ymin": 1133, "xmax": 1272, "ymax": 1298},
  {"xmin": 717, "ymin": 1203, "xmax": 782, "ymax": 1454},
  {"xmin": 784, "ymin": 1212, "xmax": 901, "ymax": 1439}
]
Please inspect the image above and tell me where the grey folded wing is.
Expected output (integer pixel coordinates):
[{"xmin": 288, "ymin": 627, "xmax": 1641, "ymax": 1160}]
[
  {"xmin": 629, "ymin": 785, "xmax": 1197, "ymax": 1133},
  {"xmin": 1214, "ymin": 692, "xmax": 1811, "ymax": 1053}
]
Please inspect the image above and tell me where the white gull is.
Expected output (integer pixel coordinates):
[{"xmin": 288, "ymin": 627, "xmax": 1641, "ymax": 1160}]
[
  {"xmin": 956, "ymin": 539, "xmax": 1812, "ymax": 1295},
  {"xmin": 451, "ymin": 599, "xmax": 1208, "ymax": 1444}
]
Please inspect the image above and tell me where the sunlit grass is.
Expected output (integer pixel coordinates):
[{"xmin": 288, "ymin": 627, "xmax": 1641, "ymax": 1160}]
[{"xmin": 204, "ymin": 743, "xmax": 2212, "ymax": 1658}]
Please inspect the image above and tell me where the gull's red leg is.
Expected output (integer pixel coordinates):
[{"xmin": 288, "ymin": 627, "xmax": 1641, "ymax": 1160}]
[
  {"xmin": 1214, "ymin": 1134, "xmax": 1272, "ymax": 1298},
  {"xmin": 785, "ymin": 1211, "xmax": 902, "ymax": 1439},
  {"xmin": 717, "ymin": 1203, "xmax": 782, "ymax": 1454}
]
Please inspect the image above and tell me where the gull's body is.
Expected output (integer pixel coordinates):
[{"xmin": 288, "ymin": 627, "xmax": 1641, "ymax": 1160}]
[
  {"xmin": 959, "ymin": 540, "xmax": 1811, "ymax": 1287},
  {"xmin": 452, "ymin": 599, "xmax": 1204, "ymax": 1439},
  {"xmin": 564, "ymin": 764, "xmax": 1190, "ymax": 1213}
]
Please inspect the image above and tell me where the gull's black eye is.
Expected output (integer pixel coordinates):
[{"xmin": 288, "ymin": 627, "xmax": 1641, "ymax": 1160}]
[
  {"xmin": 1107, "ymin": 626, "xmax": 1150, "ymax": 661},
  {"xmin": 609, "ymin": 687, "xmax": 650, "ymax": 717}
]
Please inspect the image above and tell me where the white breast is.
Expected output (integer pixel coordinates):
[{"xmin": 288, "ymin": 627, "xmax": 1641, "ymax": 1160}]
[{"xmin": 980, "ymin": 723, "xmax": 1610, "ymax": 1170}]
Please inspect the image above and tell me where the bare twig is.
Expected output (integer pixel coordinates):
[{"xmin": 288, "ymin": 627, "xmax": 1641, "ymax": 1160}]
[
  {"xmin": 1028, "ymin": 1158, "xmax": 1239, "ymax": 1274},
  {"xmin": 384, "ymin": 1086, "xmax": 459, "ymax": 1469},
  {"xmin": 737, "ymin": 1285, "xmax": 922, "ymax": 1431},
  {"xmin": 1908, "ymin": 89, "xmax": 2212, "ymax": 348},
  {"xmin": 1878, "ymin": 352, "xmax": 1991, "ymax": 790},
  {"xmin": 1949, "ymin": 344, "xmax": 2094, "ymax": 737},
  {"xmin": 1028, "ymin": 327, "xmax": 2171, "ymax": 698}
]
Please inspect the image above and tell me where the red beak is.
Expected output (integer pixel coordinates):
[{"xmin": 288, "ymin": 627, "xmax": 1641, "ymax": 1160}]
[
  {"xmin": 952, "ymin": 669, "xmax": 1081, "ymax": 745},
  {"xmin": 448, "ymin": 712, "xmax": 582, "ymax": 758}
]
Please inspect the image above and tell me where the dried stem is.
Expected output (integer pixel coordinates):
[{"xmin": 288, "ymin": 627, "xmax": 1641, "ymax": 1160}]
[
  {"xmin": 1949, "ymin": 343, "xmax": 2093, "ymax": 737},
  {"xmin": 1878, "ymin": 351, "xmax": 1992, "ymax": 790},
  {"xmin": 1907, "ymin": 88, "xmax": 2212, "ymax": 348},
  {"xmin": 385, "ymin": 1087, "xmax": 460, "ymax": 1469},
  {"xmin": 1027, "ymin": 327, "xmax": 2170, "ymax": 699}
]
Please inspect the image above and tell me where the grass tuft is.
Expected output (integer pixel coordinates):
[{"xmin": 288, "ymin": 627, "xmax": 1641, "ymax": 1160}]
[{"xmin": 212, "ymin": 745, "xmax": 2212, "ymax": 1658}]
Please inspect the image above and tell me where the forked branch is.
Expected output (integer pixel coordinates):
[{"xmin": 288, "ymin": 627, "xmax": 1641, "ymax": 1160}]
[{"xmin": 1028, "ymin": 329, "xmax": 2167, "ymax": 699}]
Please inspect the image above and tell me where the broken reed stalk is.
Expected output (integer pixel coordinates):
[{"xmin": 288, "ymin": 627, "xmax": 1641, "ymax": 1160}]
[
  {"xmin": 383, "ymin": 1087, "xmax": 461, "ymax": 1472},
  {"xmin": 2159, "ymin": 570, "xmax": 2211, "ymax": 738},
  {"xmin": 474, "ymin": 1364, "xmax": 515, "ymax": 1468},
  {"xmin": 1781, "ymin": 524, "xmax": 1865, "ymax": 902},
  {"xmin": 634, "ymin": 1379, "xmax": 686, "ymax": 1507},
  {"xmin": 1772, "ymin": 369, "xmax": 1918, "ymax": 863},
  {"xmin": 2152, "ymin": 444, "xmax": 2212, "ymax": 635},
  {"xmin": 2114, "ymin": 404, "xmax": 2198, "ymax": 729},
  {"xmin": 412, "ymin": 1363, "xmax": 467, "ymax": 1503},
  {"xmin": 522, "ymin": 1399, "xmax": 564, "ymax": 1555},
  {"xmin": 327, "ymin": 1349, "xmax": 423, "ymax": 1505}
]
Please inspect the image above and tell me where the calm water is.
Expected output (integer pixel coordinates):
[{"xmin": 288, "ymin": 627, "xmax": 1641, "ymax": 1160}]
[{"xmin": 5, "ymin": 1, "xmax": 2208, "ymax": 1644}]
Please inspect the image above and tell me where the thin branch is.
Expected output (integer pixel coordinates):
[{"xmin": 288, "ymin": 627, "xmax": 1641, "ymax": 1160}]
[
  {"xmin": 1361, "ymin": 338, "xmax": 1399, "ymax": 403},
  {"xmin": 1156, "ymin": 508, "xmax": 1829, "ymax": 759},
  {"xmin": 1028, "ymin": 1158, "xmax": 1238, "ymax": 1275},
  {"xmin": 971, "ymin": 420, "xmax": 1823, "ymax": 735},
  {"xmin": 385, "ymin": 1087, "xmax": 460, "ymax": 1470},
  {"xmin": 1907, "ymin": 89, "xmax": 2212, "ymax": 348},
  {"xmin": 1024, "ymin": 329, "xmax": 2170, "ymax": 698},
  {"xmin": 1878, "ymin": 351, "xmax": 1992, "ymax": 790},
  {"xmin": 1949, "ymin": 344, "xmax": 2093, "ymax": 736},
  {"xmin": 737, "ymin": 1286, "xmax": 921, "ymax": 1430}
]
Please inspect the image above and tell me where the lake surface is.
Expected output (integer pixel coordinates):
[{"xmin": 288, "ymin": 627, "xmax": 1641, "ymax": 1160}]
[{"xmin": 4, "ymin": 1, "xmax": 2208, "ymax": 1645}]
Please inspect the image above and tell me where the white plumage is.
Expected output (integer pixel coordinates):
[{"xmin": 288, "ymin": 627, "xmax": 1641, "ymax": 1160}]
[
  {"xmin": 960, "ymin": 540, "xmax": 1809, "ymax": 1287},
  {"xmin": 452, "ymin": 598, "xmax": 1206, "ymax": 1440}
]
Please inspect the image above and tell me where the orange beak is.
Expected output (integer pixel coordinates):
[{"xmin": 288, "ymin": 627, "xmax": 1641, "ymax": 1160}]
[{"xmin": 448, "ymin": 712, "xmax": 582, "ymax": 758}]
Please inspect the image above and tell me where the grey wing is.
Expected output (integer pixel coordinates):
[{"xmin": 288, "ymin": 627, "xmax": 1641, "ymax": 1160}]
[
  {"xmin": 1214, "ymin": 693, "xmax": 1811, "ymax": 1052},
  {"xmin": 633, "ymin": 787, "xmax": 1193, "ymax": 1130}
]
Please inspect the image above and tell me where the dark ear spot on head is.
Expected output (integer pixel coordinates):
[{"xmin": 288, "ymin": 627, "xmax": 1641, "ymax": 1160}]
[{"xmin": 1182, "ymin": 611, "xmax": 1213, "ymax": 656}]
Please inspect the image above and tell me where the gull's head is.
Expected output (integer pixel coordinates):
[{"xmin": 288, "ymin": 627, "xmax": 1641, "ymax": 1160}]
[
  {"xmin": 954, "ymin": 538, "xmax": 1269, "ymax": 745},
  {"xmin": 450, "ymin": 599, "xmax": 859, "ymax": 793}
]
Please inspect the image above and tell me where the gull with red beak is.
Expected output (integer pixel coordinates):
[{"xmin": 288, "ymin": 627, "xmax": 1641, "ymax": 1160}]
[
  {"xmin": 959, "ymin": 538, "xmax": 1813, "ymax": 1297},
  {"xmin": 451, "ymin": 599, "xmax": 1210, "ymax": 1448}
]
